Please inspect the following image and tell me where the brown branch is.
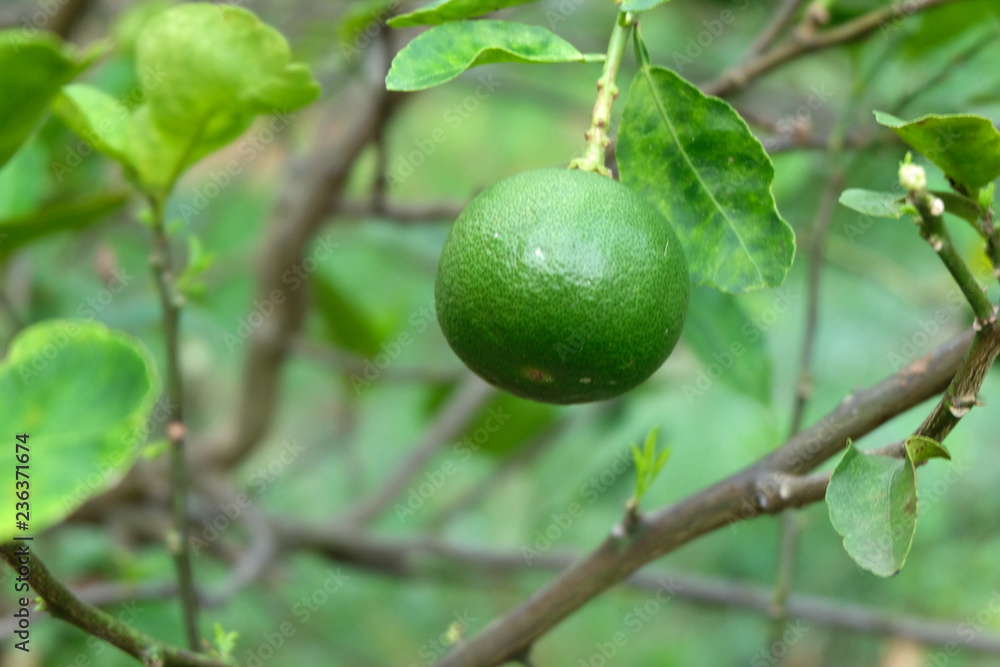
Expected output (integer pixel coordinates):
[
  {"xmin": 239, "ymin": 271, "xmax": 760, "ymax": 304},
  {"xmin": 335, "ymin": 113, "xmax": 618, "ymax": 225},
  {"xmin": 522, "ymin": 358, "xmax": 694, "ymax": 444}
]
[
  {"xmin": 745, "ymin": 0, "xmax": 809, "ymax": 58},
  {"xmin": 273, "ymin": 523, "xmax": 1000, "ymax": 653},
  {"xmin": 702, "ymin": 0, "xmax": 968, "ymax": 97},
  {"xmin": 433, "ymin": 327, "xmax": 978, "ymax": 666},
  {"xmin": 48, "ymin": 0, "xmax": 94, "ymax": 39},
  {"xmin": 0, "ymin": 543, "xmax": 225, "ymax": 667},
  {"xmin": 200, "ymin": 90, "xmax": 399, "ymax": 470}
]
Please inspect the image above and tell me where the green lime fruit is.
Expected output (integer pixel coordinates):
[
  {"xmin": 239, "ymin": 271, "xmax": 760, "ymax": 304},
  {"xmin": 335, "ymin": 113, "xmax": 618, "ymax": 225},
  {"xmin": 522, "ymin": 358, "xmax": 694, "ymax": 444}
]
[{"xmin": 435, "ymin": 168, "xmax": 690, "ymax": 404}]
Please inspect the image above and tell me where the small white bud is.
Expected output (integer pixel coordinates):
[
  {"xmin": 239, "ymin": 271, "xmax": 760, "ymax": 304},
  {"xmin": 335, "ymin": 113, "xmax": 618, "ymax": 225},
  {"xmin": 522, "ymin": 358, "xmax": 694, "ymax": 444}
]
[
  {"xmin": 929, "ymin": 197, "xmax": 945, "ymax": 216},
  {"xmin": 899, "ymin": 162, "xmax": 927, "ymax": 191}
]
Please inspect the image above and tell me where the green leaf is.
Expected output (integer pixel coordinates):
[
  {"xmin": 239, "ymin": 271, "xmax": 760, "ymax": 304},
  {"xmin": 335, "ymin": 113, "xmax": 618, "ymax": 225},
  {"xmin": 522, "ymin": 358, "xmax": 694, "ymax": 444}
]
[
  {"xmin": 838, "ymin": 189, "xmax": 907, "ymax": 219},
  {"xmin": 827, "ymin": 441, "xmax": 917, "ymax": 577},
  {"xmin": 621, "ymin": 0, "xmax": 673, "ymax": 11},
  {"xmin": 681, "ymin": 287, "xmax": 772, "ymax": 402},
  {"xmin": 386, "ymin": 20, "xmax": 600, "ymax": 91},
  {"xmin": 175, "ymin": 235, "xmax": 216, "ymax": 300},
  {"xmin": 0, "ymin": 31, "xmax": 85, "ymax": 168},
  {"xmin": 0, "ymin": 139, "xmax": 48, "ymax": 219},
  {"xmin": 0, "ymin": 194, "xmax": 128, "ymax": 260},
  {"xmin": 904, "ymin": 435, "xmax": 951, "ymax": 466},
  {"xmin": 389, "ymin": 0, "xmax": 538, "ymax": 27},
  {"xmin": 210, "ymin": 622, "xmax": 239, "ymax": 659},
  {"xmin": 618, "ymin": 66, "xmax": 794, "ymax": 293},
  {"xmin": 0, "ymin": 320, "xmax": 161, "ymax": 540},
  {"xmin": 137, "ymin": 4, "xmax": 320, "ymax": 139},
  {"xmin": 874, "ymin": 111, "xmax": 1000, "ymax": 193},
  {"xmin": 53, "ymin": 85, "xmax": 132, "ymax": 166},
  {"xmin": 631, "ymin": 427, "xmax": 669, "ymax": 502}
]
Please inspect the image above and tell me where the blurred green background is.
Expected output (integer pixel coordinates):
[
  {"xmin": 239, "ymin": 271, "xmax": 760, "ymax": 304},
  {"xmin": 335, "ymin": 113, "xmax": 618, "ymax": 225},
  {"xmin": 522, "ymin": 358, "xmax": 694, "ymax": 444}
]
[{"xmin": 1, "ymin": 0, "xmax": 999, "ymax": 665}]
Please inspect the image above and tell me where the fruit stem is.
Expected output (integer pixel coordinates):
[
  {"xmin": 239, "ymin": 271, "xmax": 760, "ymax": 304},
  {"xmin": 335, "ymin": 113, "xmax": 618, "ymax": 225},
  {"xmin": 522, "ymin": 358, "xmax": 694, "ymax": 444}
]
[{"xmin": 570, "ymin": 11, "xmax": 634, "ymax": 177}]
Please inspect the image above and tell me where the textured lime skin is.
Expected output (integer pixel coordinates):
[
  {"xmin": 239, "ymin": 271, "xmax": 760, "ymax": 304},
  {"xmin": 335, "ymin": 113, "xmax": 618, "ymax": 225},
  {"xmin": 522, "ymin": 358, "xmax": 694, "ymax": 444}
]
[{"xmin": 435, "ymin": 168, "xmax": 690, "ymax": 404}]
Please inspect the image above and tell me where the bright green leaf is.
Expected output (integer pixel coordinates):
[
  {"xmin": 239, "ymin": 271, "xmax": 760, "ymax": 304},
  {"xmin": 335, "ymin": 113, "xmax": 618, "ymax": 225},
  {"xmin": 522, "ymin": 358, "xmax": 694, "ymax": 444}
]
[
  {"xmin": 52, "ymin": 5, "xmax": 319, "ymax": 194},
  {"xmin": 211, "ymin": 622, "xmax": 239, "ymax": 659},
  {"xmin": 618, "ymin": 66, "xmax": 794, "ymax": 293},
  {"xmin": 175, "ymin": 235, "xmax": 216, "ymax": 300},
  {"xmin": 0, "ymin": 194, "xmax": 128, "ymax": 260},
  {"xmin": 827, "ymin": 441, "xmax": 918, "ymax": 577},
  {"xmin": 137, "ymin": 4, "xmax": 319, "ymax": 139},
  {"xmin": 53, "ymin": 85, "xmax": 133, "ymax": 166},
  {"xmin": 621, "ymin": 0, "xmax": 673, "ymax": 11},
  {"xmin": 631, "ymin": 427, "xmax": 669, "ymax": 502},
  {"xmin": 904, "ymin": 435, "xmax": 951, "ymax": 465},
  {"xmin": 682, "ymin": 287, "xmax": 772, "ymax": 402},
  {"xmin": 390, "ymin": 0, "xmax": 538, "ymax": 27},
  {"xmin": 0, "ymin": 321, "xmax": 161, "ymax": 540},
  {"xmin": 386, "ymin": 20, "xmax": 601, "ymax": 91},
  {"xmin": 0, "ymin": 139, "xmax": 48, "ymax": 219},
  {"xmin": 874, "ymin": 111, "xmax": 1000, "ymax": 193},
  {"xmin": 838, "ymin": 189, "xmax": 907, "ymax": 219},
  {"xmin": 0, "ymin": 31, "xmax": 85, "ymax": 168}
]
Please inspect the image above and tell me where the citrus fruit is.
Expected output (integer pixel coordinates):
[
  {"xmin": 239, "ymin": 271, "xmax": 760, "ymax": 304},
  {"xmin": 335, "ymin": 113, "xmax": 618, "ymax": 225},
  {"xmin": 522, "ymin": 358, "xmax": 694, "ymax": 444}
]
[{"xmin": 435, "ymin": 167, "xmax": 689, "ymax": 404}]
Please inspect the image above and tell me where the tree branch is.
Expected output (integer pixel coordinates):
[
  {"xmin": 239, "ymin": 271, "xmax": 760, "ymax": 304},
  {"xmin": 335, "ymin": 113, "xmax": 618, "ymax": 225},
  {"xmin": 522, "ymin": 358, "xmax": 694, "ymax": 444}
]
[
  {"xmin": 272, "ymin": 523, "xmax": 1000, "ymax": 653},
  {"xmin": 146, "ymin": 195, "xmax": 201, "ymax": 650},
  {"xmin": 433, "ymin": 326, "xmax": 977, "ymax": 666},
  {"xmin": 200, "ymin": 89, "xmax": 398, "ymax": 470},
  {"xmin": 745, "ymin": 0, "xmax": 809, "ymax": 58},
  {"xmin": 0, "ymin": 543, "xmax": 225, "ymax": 667},
  {"xmin": 702, "ymin": 0, "xmax": 968, "ymax": 97}
]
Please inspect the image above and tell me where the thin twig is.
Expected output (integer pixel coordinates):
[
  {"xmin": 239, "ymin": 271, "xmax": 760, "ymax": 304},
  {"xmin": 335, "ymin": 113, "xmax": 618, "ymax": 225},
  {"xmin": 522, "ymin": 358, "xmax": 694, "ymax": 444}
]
[
  {"xmin": 746, "ymin": 0, "xmax": 809, "ymax": 58},
  {"xmin": 702, "ymin": 0, "xmax": 968, "ymax": 97},
  {"xmin": 201, "ymin": 89, "xmax": 395, "ymax": 470},
  {"xmin": 339, "ymin": 373, "xmax": 496, "ymax": 526},
  {"xmin": 768, "ymin": 170, "xmax": 842, "ymax": 660},
  {"xmin": 434, "ymin": 326, "xmax": 982, "ymax": 666},
  {"xmin": 274, "ymin": 523, "xmax": 1000, "ymax": 653},
  {"xmin": 147, "ymin": 195, "xmax": 201, "ymax": 650}
]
